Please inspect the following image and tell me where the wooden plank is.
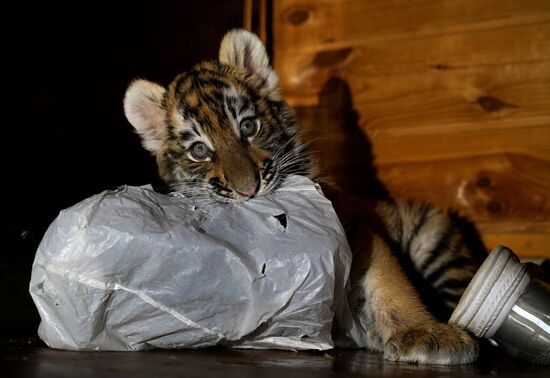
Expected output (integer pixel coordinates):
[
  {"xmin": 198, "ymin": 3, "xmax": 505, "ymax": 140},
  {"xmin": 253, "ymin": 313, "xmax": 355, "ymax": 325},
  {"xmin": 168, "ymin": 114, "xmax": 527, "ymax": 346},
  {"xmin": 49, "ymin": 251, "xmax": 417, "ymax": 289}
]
[
  {"xmin": 376, "ymin": 154, "xmax": 550, "ymax": 222},
  {"xmin": 349, "ymin": 68, "xmax": 550, "ymax": 139},
  {"xmin": 273, "ymin": 0, "xmax": 550, "ymax": 53},
  {"xmin": 275, "ymin": 22, "xmax": 550, "ymax": 111},
  {"xmin": 307, "ymin": 126, "xmax": 550, "ymax": 165}
]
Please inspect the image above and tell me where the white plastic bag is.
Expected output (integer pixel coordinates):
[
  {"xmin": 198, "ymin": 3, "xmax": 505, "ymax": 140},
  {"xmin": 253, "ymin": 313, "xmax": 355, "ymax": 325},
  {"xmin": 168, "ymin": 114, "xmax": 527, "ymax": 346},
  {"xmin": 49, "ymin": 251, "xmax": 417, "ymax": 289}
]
[{"xmin": 29, "ymin": 175, "xmax": 354, "ymax": 351}]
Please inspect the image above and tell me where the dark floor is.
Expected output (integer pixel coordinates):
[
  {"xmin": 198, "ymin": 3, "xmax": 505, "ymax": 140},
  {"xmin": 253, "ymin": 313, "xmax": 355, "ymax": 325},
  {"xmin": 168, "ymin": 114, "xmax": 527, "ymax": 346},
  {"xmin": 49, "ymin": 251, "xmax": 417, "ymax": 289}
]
[{"xmin": 1, "ymin": 338, "xmax": 548, "ymax": 378}]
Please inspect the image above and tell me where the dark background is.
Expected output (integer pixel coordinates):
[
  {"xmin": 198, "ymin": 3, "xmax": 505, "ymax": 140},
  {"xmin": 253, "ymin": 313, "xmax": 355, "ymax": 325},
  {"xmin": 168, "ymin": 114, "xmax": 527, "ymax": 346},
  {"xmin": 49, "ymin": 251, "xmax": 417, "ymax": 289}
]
[{"xmin": 2, "ymin": 1, "xmax": 244, "ymax": 340}]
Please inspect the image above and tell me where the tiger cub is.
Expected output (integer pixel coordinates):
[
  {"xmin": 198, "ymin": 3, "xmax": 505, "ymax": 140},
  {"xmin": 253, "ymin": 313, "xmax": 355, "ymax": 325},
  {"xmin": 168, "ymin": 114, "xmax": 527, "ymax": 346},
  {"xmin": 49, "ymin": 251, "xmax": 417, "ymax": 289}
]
[{"xmin": 123, "ymin": 29, "xmax": 480, "ymax": 364}]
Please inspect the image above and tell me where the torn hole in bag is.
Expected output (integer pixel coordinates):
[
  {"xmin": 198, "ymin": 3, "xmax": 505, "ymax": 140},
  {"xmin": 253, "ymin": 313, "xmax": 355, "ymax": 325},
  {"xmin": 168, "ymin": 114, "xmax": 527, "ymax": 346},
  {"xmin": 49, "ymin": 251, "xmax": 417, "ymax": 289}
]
[
  {"xmin": 260, "ymin": 262, "xmax": 266, "ymax": 276},
  {"xmin": 273, "ymin": 213, "xmax": 287, "ymax": 231}
]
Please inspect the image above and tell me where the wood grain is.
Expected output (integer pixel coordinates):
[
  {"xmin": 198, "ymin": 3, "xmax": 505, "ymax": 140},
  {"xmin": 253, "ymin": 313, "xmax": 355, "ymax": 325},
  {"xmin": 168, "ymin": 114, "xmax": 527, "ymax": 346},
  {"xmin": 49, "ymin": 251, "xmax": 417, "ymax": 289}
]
[
  {"xmin": 273, "ymin": 0, "xmax": 550, "ymax": 53},
  {"xmin": 273, "ymin": 0, "xmax": 550, "ymax": 258}
]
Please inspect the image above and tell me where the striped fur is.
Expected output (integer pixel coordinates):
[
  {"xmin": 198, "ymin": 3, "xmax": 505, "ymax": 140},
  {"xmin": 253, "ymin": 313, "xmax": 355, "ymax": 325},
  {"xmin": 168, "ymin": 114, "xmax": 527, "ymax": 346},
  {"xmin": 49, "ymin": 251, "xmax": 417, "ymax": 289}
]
[
  {"xmin": 124, "ymin": 29, "xmax": 480, "ymax": 364},
  {"xmin": 376, "ymin": 201, "xmax": 480, "ymax": 316}
]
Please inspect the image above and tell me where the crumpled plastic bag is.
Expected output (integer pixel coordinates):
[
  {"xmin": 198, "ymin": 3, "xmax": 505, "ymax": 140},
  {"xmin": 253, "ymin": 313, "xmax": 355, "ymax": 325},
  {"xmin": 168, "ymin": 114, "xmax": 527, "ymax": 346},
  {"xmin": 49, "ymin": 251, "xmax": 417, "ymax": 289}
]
[{"xmin": 29, "ymin": 175, "xmax": 355, "ymax": 351}]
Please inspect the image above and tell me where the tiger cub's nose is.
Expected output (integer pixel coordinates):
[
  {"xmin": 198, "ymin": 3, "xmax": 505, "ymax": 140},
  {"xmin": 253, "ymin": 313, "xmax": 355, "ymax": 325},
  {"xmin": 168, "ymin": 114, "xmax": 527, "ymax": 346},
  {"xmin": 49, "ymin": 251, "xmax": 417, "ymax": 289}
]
[{"xmin": 237, "ymin": 183, "xmax": 259, "ymax": 199}]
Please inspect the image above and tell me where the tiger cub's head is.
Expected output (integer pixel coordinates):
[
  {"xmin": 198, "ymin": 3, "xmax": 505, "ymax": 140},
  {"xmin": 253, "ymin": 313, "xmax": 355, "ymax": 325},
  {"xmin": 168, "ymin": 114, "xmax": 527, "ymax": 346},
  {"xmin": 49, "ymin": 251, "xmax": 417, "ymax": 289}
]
[{"xmin": 124, "ymin": 29, "xmax": 315, "ymax": 203}]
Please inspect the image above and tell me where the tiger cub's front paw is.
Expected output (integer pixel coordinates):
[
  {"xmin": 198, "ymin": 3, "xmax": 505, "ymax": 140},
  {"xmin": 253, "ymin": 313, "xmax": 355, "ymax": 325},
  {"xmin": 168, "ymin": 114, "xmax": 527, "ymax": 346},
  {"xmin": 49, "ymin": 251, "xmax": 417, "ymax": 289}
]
[{"xmin": 383, "ymin": 324, "xmax": 478, "ymax": 365}]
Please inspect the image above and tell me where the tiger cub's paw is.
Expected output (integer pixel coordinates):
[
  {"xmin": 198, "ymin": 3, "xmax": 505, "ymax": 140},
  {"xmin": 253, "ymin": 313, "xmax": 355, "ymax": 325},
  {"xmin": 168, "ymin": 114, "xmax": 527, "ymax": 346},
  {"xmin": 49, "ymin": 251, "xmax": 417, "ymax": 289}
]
[{"xmin": 383, "ymin": 323, "xmax": 478, "ymax": 365}]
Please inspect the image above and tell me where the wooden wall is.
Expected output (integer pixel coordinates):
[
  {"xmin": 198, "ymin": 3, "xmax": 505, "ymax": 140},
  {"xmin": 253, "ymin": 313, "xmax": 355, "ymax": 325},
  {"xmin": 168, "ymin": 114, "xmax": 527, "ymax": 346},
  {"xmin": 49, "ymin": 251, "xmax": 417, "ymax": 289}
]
[{"xmin": 272, "ymin": 0, "xmax": 550, "ymax": 258}]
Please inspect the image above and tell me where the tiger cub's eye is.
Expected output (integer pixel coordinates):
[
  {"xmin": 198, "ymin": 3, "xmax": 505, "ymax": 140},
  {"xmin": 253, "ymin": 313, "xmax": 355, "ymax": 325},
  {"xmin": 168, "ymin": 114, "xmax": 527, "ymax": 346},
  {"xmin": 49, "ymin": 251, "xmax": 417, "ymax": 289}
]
[
  {"xmin": 190, "ymin": 142, "xmax": 210, "ymax": 160},
  {"xmin": 240, "ymin": 119, "xmax": 258, "ymax": 138}
]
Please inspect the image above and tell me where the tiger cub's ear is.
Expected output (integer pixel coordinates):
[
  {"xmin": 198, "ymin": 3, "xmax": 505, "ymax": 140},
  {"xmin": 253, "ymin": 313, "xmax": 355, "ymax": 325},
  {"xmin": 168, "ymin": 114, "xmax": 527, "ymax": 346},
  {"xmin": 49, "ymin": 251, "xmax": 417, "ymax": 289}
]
[
  {"xmin": 123, "ymin": 79, "xmax": 167, "ymax": 154},
  {"xmin": 219, "ymin": 29, "xmax": 279, "ymax": 95}
]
